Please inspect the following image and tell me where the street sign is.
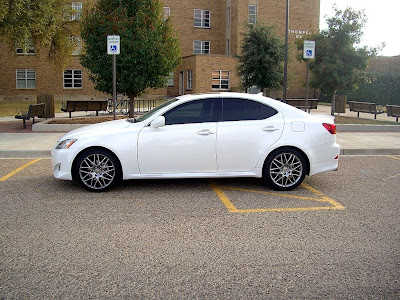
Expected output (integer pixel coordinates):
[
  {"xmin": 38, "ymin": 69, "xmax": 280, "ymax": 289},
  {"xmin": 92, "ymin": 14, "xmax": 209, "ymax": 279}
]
[
  {"xmin": 303, "ymin": 40, "xmax": 315, "ymax": 59},
  {"xmin": 107, "ymin": 35, "xmax": 120, "ymax": 55}
]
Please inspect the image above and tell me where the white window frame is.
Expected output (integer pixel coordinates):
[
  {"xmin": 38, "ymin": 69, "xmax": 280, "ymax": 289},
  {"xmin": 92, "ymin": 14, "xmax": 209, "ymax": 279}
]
[
  {"xmin": 187, "ymin": 70, "xmax": 193, "ymax": 90},
  {"xmin": 193, "ymin": 40, "xmax": 210, "ymax": 54},
  {"xmin": 249, "ymin": 5, "xmax": 257, "ymax": 24},
  {"xmin": 71, "ymin": 36, "xmax": 82, "ymax": 55},
  {"xmin": 71, "ymin": 2, "xmax": 82, "ymax": 21},
  {"xmin": 167, "ymin": 72, "xmax": 174, "ymax": 86},
  {"xmin": 63, "ymin": 69, "xmax": 82, "ymax": 89},
  {"xmin": 163, "ymin": 7, "xmax": 170, "ymax": 21},
  {"xmin": 212, "ymin": 70, "xmax": 230, "ymax": 90},
  {"xmin": 194, "ymin": 9, "xmax": 210, "ymax": 28},
  {"xmin": 15, "ymin": 40, "xmax": 35, "ymax": 55},
  {"xmin": 16, "ymin": 69, "xmax": 36, "ymax": 89}
]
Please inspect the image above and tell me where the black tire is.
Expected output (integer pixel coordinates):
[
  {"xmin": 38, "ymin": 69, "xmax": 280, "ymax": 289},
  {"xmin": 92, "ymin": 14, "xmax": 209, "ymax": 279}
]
[
  {"xmin": 73, "ymin": 148, "xmax": 121, "ymax": 192},
  {"xmin": 263, "ymin": 148, "xmax": 307, "ymax": 191}
]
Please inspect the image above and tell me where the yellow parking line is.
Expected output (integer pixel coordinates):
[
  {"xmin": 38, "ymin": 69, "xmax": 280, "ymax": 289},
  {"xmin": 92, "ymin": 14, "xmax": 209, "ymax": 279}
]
[
  {"xmin": 388, "ymin": 156, "xmax": 400, "ymax": 161},
  {"xmin": 0, "ymin": 159, "xmax": 41, "ymax": 182},
  {"xmin": 209, "ymin": 181, "xmax": 238, "ymax": 213},
  {"xmin": 210, "ymin": 181, "xmax": 345, "ymax": 213}
]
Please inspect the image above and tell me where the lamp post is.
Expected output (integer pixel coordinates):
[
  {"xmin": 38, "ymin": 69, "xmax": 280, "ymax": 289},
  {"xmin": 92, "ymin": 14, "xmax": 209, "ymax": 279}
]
[{"xmin": 283, "ymin": 0, "xmax": 289, "ymax": 103}]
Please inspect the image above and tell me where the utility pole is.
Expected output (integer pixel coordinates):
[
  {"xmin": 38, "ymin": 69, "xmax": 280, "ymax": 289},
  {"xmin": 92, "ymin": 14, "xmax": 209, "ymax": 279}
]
[{"xmin": 283, "ymin": 0, "xmax": 289, "ymax": 103}]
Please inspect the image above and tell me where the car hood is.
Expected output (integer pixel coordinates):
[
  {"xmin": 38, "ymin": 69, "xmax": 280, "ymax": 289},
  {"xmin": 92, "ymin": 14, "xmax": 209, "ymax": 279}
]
[{"xmin": 59, "ymin": 119, "xmax": 134, "ymax": 140}]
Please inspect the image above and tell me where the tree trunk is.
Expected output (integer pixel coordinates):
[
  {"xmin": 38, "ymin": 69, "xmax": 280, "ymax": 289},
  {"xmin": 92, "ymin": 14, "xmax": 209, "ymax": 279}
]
[
  {"xmin": 128, "ymin": 93, "xmax": 135, "ymax": 118},
  {"xmin": 330, "ymin": 91, "xmax": 336, "ymax": 116}
]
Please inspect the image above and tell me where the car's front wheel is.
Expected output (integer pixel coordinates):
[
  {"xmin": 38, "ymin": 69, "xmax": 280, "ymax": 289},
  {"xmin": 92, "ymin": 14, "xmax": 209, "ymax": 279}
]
[
  {"xmin": 73, "ymin": 149, "xmax": 121, "ymax": 192},
  {"xmin": 263, "ymin": 148, "xmax": 307, "ymax": 191}
]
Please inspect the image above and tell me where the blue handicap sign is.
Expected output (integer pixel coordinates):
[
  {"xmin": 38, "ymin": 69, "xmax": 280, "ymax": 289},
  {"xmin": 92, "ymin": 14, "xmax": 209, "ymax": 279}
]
[
  {"xmin": 110, "ymin": 45, "xmax": 118, "ymax": 53},
  {"xmin": 306, "ymin": 49, "xmax": 313, "ymax": 57}
]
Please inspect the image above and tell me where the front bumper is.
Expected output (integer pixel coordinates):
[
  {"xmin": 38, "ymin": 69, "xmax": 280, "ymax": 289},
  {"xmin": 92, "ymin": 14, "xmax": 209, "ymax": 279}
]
[{"xmin": 51, "ymin": 148, "xmax": 82, "ymax": 180}]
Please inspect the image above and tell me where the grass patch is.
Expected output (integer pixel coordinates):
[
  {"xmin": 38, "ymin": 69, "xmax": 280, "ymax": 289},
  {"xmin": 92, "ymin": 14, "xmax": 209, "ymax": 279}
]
[
  {"xmin": 334, "ymin": 116, "xmax": 398, "ymax": 125},
  {"xmin": 0, "ymin": 100, "xmax": 64, "ymax": 117}
]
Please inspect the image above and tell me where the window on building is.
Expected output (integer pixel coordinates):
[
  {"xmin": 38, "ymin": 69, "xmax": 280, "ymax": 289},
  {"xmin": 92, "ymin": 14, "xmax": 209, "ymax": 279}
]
[
  {"xmin": 71, "ymin": 36, "xmax": 82, "ymax": 55},
  {"xmin": 187, "ymin": 70, "xmax": 193, "ymax": 90},
  {"xmin": 167, "ymin": 72, "xmax": 174, "ymax": 86},
  {"xmin": 193, "ymin": 40, "xmax": 210, "ymax": 54},
  {"xmin": 226, "ymin": 39, "xmax": 230, "ymax": 55},
  {"xmin": 163, "ymin": 7, "xmax": 170, "ymax": 21},
  {"xmin": 71, "ymin": 2, "xmax": 82, "ymax": 21},
  {"xmin": 64, "ymin": 69, "xmax": 82, "ymax": 88},
  {"xmin": 194, "ymin": 9, "xmax": 210, "ymax": 28},
  {"xmin": 16, "ymin": 69, "xmax": 36, "ymax": 89},
  {"xmin": 249, "ymin": 5, "xmax": 257, "ymax": 24},
  {"xmin": 227, "ymin": 7, "xmax": 231, "ymax": 27},
  {"xmin": 16, "ymin": 40, "xmax": 35, "ymax": 55},
  {"xmin": 212, "ymin": 70, "xmax": 230, "ymax": 90}
]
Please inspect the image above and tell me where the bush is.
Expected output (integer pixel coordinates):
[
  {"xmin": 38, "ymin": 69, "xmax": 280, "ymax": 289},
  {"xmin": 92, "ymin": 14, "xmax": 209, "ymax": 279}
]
[{"xmin": 345, "ymin": 73, "xmax": 400, "ymax": 106}]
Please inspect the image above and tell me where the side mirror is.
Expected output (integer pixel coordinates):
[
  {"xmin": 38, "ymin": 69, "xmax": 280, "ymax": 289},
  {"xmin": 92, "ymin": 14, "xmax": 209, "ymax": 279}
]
[{"xmin": 150, "ymin": 116, "xmax": 165, "ymax": 128}]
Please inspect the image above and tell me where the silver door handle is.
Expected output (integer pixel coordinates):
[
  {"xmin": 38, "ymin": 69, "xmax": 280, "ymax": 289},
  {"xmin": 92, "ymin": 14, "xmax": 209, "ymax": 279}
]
[
  {"xmin": 197, "ymin": 129, "xmax": 215, "ymax": 135},
  {"xmin": 262, "ymin": 126, "xmax": 280, "ymax": 132}
]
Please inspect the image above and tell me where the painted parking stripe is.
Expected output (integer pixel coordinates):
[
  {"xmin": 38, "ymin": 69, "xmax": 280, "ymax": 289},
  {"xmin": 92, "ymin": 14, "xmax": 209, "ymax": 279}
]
[
  {"xmin": 0, "ymin": 159, "xmax": 41, "ymax": 181},
  {"xmin": 388, "ymin": 156, "xmax": 400, "ymax": 161},
  {"xmin": 210, "ymin": 181, "xmax": 345, "ymax": 213}
]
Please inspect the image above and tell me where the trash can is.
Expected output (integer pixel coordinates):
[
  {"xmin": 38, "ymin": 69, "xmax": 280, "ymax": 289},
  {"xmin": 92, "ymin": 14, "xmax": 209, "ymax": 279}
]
[
  {"xmin": 37, "ymin": 94, "xmax": 55, "ymax": 118},
  {"xmin": 335, "ymin": 95, "xmax": 347, "ymax": 114}
]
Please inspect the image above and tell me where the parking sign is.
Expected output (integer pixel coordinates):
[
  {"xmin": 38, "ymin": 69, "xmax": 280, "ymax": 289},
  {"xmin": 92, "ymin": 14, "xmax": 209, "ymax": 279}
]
[
  {"xmin": 303, "ymin": 40, "xmax": 315, "ymax": 59},
  {"xmin": 107, "ymin": 35, "xmax": 120, "ymax": 55}
]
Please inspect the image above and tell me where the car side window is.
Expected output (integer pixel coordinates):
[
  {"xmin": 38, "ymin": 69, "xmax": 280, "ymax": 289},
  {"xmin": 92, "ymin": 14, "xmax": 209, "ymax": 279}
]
[
  {"xmin": 163, "ymin": 98, "xmax": 219, "ymax": 125},
  {"xmin": 222, "ymin": 98, "xmax": 277, "ymax": 121}
]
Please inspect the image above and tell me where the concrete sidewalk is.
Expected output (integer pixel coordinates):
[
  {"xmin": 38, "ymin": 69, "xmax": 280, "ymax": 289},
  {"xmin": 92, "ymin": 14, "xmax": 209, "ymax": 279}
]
[{"xmin": 0, "ymin": 106, "xmax": 399, "ymax": 158}]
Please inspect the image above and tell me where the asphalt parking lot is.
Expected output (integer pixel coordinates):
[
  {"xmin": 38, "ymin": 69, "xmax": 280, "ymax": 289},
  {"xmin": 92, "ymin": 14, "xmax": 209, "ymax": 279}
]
[{"xmin": 1, "ymin": 156, "xmax": 399, "ymax": 299}]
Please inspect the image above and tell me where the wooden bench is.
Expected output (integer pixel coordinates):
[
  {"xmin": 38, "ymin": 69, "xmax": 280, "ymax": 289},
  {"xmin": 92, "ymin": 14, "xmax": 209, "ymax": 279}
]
[
  {"xmin": 61, "ymin": 100, "xmax": 108, "ymax": 118},
  {"xmin": 386, "ymin": 105, "xmax": 400, "ymax": 122},
  {"xmin": 348, "ymin": 101, "xmax": 384, "ymax": 119},
  {"xmin": 285, "ymin": 99, "xmax": 318, "ymax": 112},
  {"xmin": 15, "ymin": 103, "xmax": 45, "ymax": 129}
]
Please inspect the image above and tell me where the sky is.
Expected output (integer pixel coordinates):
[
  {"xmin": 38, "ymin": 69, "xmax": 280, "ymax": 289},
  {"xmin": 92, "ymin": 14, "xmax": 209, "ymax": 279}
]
[{"xmin": 319, "ymin": 0, "xmax": 400, "ymax": 56}]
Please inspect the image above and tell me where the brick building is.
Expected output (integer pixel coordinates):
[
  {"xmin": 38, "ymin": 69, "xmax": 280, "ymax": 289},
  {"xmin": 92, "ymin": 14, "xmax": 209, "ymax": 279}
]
[{"xmin": 0, "ymin": 0, "xmax": 320, "ymax": 102}]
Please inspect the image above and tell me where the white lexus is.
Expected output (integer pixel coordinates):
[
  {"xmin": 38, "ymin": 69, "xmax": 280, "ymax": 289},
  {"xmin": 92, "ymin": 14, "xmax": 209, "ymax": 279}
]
[{"xmin": 52, "ymin": 93, "xmax": 340, "ymax": 192}]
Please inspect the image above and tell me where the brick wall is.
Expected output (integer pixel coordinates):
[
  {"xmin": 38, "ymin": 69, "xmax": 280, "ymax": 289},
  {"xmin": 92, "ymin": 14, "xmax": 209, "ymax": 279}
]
[{"xmin": 0, "ymin": 0, "xmax": 322, "ymax": 101}]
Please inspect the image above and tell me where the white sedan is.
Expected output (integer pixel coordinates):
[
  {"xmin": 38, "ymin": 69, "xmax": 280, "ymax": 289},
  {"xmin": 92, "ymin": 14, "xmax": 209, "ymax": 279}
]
[{"xmin": 52, "ymin": 93, "xmax": 340, "ymax": 192}]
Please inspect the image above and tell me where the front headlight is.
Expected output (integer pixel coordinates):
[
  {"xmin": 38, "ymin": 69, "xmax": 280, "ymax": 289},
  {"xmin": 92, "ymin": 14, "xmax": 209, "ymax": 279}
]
[{"xmin": 55, "ymin": 139, "xmax": 77, "ymax": 149}]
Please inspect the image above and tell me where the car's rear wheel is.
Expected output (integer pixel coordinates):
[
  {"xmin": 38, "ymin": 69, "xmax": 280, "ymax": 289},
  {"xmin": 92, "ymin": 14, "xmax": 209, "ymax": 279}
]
[
  {"xmin": 263, "ymin": 148, "xmax": 307, "ymax": 191},
  {"xmin": 74, "ymin": 149, "xmax": 121, "ymax": 192}
]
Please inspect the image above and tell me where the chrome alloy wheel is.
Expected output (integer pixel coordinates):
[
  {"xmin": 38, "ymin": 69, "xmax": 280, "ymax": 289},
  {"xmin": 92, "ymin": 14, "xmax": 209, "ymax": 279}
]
[
  {"xmin": 78, "ymin": 153, "xmax": 116, "ymax": 191},
  {"xmin": 264, "ymin": 148, "xmax": 307, "ymax": 191},
  {"xmin": 269, "ymin": 152, "xmax": 303, "ymax": 188}
]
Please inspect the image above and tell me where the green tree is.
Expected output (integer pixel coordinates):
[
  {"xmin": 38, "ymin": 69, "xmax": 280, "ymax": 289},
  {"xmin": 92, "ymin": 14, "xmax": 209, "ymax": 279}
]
[
  {"xmin": 80, "ymin": 0, "xmax": 181, "ymax": 118},
  {"xmin": 237, "ymin": 23, "xmax": 285, "ymax": 95},
  {"xmin": 0, "ymin": 0, "xmax": 81, "ymax": 66},
  {"xmin": 298, "ymin": 7, "xmax": 377, "ymax": 115}
]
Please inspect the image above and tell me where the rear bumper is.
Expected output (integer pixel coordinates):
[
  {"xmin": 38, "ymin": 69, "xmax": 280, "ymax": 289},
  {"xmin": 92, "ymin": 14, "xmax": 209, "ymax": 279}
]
[{"xmin": 308, "ymin": 142, "xmax": 340, "ymax": 176}]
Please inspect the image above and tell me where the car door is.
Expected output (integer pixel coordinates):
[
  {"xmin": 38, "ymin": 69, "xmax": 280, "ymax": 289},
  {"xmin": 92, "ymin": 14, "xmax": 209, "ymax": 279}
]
[
  {"xmin": 216, "ymin": 97, "xmax": 284, "ymax": 172},
  {"xmin": 137, "ymin": 98, "xmax": 219, "ymax": 174}
]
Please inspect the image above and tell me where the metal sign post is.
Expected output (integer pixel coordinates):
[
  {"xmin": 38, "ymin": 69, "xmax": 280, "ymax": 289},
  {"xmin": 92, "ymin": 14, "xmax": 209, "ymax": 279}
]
[
  {"xmin": 107, "ymin": 35, "xmax": 120, "ymax": 120},
  {"xmin": 303, "ymin": 40, "xmax": 315, "ymax": 113}
]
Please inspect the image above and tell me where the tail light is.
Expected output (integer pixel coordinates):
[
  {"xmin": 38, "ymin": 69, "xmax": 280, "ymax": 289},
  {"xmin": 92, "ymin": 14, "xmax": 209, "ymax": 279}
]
[{"xmin": 323, "ymin": 123, "xmax": 336, "ymax": 134}]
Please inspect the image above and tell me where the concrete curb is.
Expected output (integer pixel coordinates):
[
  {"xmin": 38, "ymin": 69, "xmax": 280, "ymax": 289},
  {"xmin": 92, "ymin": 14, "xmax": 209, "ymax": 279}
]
[
  {"xmin": 0, "ymin": 150, "xmax": 52, "ymax": 158},
  {"xmin": 337, "ymin": 124, "xmax": 400, "ymax": 132},
  {"xmin": 32, "ymin": 119, "xmax": 89, "ymax": 132}
]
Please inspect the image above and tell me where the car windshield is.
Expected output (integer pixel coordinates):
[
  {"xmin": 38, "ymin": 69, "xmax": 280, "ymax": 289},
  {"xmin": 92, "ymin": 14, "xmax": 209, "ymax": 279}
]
[{"xmin": 127, "ymin": 98, "xmax": 178, "ymax": 123}]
